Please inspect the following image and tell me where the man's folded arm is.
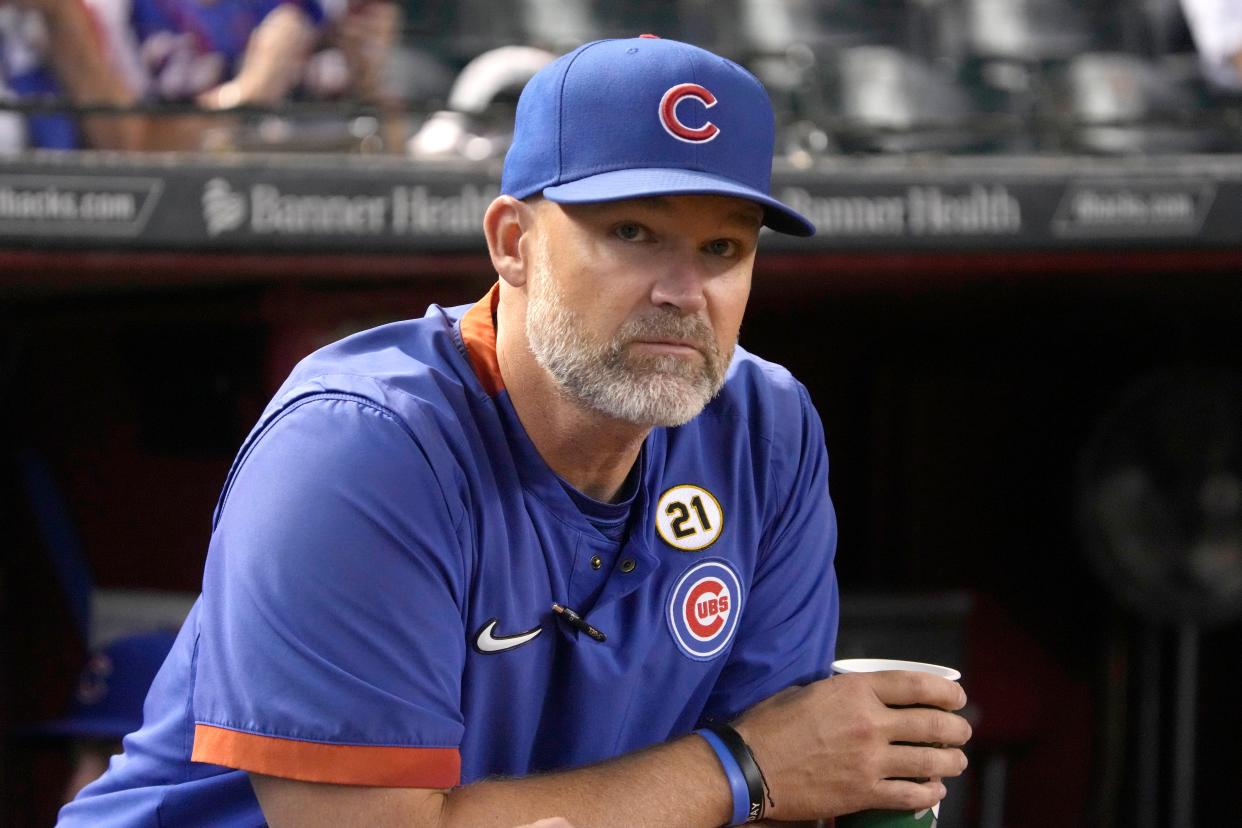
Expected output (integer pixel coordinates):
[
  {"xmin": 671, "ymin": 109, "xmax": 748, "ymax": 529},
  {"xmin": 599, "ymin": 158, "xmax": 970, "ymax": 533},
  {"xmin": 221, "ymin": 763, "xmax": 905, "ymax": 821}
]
[{"xmin": 250, "ymin": 733, "xmax": 734, "ymax": 828}]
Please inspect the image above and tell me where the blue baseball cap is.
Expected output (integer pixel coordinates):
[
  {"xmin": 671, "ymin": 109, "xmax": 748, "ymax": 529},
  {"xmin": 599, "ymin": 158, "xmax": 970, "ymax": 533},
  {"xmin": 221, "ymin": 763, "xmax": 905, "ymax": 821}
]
[
  {"xmin": 501, "ymin": 36, "xmax": 816, "ymax": 237},
  {"xmin": 37, "ymin": 630, "xmax": 177, "ymax": 741}
]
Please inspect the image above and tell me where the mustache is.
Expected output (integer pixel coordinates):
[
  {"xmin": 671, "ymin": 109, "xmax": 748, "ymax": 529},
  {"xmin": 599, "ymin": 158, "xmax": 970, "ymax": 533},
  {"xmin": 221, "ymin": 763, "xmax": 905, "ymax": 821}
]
[{"xmin": 616, "ymin": 311, "xmax": 717, "ymax": 354}]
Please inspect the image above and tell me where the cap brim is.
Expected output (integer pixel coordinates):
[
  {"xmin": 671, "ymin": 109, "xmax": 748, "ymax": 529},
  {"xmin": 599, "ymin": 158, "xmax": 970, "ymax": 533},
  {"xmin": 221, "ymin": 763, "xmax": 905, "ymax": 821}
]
[{"xmin": 542, "ymin": 168, "xmax": 816, "ymax": 237}]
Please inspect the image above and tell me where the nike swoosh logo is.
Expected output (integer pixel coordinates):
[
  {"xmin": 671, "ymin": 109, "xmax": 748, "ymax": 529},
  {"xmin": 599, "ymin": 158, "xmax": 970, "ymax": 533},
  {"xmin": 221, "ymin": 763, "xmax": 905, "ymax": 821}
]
[{"xmin": 473, "ymin": 618, "xmax": 543, "ymax": 654}]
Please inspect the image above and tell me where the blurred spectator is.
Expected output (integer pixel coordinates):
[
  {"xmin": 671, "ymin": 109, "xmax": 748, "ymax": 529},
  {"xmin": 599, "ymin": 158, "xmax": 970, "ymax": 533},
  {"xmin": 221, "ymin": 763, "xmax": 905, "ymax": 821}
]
[
  {"xmin": 1179, "ymin": 0, "xmax": 1242, "ymax": 89},
  {"xmin": 86, "ymin": 0, "xmax": 326, "ymax": 149},
  {"xmin": 36, "ymin": 630, "xmax": 177, "ymax": 804},
  {"xmin": 330, "ymin": 0, "xmax": 400, "ymax": 106},
  {"xmin": 300, "ymin": 0, "xmax": 406, "ymax": 150},
  {"xmin": 0, "ymin": 0, "xmax": 141, "ymax": 150}
]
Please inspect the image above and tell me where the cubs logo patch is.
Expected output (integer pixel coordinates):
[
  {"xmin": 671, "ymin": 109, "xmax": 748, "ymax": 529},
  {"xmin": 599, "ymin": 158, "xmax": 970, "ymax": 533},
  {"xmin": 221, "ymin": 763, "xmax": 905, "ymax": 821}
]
[
  {"xmin": 659, "ymin": 82, "xmax": 720, "ymax": 144},
  {"xmin": 656, "ymin": 484, "xmax": 723, "ymax": 551},
  {"xmin": 667, "ymin": 559, "xmax": 743, "ymax": 660}
]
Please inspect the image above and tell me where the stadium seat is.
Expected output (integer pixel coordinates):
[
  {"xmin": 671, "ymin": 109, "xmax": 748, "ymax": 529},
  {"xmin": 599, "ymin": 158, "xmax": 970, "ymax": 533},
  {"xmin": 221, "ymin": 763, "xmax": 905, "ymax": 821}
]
[
  {"xmin": 407, "ymin": 45, "xmax": 556, "ymax": 161},
  {"xmin": 833, "ymin": 46, "xmax": 989, "ymax": 153},
  {"xmin": 1058, "ymin": 52, "xmax": 1236, "ymax": 153},
  {"xmin": 957, "ymin": 0, "xmax": 1099, "ymax": 151},
  {"xmin": 965, "ymin": 0, "xmax": 1096, "ymax": 63}
]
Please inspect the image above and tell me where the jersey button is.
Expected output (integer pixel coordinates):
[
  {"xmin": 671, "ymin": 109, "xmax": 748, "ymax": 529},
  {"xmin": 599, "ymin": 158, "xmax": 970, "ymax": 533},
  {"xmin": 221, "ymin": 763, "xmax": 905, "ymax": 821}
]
[
  {"xmin": 620, "ymin": 559, "xmax": 637, "ymax": 573},
  {"xmin": 591, "ymin": 555, "xmax": 603, "ymax": 570}
]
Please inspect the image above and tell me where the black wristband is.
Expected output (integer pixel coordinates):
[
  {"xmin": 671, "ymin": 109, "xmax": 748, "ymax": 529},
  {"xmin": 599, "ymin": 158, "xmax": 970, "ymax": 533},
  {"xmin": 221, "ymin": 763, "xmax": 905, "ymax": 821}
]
[{"xmin": 706, "ymin": 724, "xmax": 768, "ymax": 822}]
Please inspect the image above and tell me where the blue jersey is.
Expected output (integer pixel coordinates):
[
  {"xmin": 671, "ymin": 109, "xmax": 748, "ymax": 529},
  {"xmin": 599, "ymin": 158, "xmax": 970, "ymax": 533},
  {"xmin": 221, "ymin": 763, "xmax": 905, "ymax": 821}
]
[
  {"xmin": 59, "ymin": 285, "xmax": 839, "ymax": 825},
  {"xmin": 0, "ymin": 8, "xmax": 80, "ymax": 148},
  {"xmin": 92, "ymin": 0, "xmax": 324, "ymax": 101}
]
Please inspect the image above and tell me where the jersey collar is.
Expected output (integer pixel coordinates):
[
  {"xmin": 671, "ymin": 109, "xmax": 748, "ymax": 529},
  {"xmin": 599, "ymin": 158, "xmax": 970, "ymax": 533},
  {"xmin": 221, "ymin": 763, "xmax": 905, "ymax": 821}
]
[{"xmin": 458, "ymin": 282, "xmax": 504, "ymax": 397}]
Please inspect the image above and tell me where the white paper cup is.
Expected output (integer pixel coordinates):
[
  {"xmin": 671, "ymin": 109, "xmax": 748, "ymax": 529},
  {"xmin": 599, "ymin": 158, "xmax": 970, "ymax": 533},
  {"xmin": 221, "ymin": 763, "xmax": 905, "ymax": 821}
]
[
  {"xmin": 830, "ymin": 658, "xmax": 962, "ymax": 828},
  {"xmin": 831, "ymin": 658, "xmax": 961, "ymax": 681}
]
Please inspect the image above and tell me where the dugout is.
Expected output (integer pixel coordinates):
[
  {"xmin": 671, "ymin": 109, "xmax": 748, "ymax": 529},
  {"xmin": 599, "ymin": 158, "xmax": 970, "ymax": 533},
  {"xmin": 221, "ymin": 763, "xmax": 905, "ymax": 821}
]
[{"xmin": 4, "ymin": 151, "xmax": 1242, "ymax": 827}]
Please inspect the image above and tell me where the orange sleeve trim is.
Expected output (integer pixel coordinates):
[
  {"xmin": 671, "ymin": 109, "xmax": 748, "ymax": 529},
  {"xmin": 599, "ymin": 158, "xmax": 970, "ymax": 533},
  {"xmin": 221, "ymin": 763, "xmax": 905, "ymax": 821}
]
[
  {"xmin": 459, "ymin": 283, "xmax": 505, "ymax": 397},
  {"xmin": 191, "ymin": 724, "xmax": 461, "ymax": 789}
]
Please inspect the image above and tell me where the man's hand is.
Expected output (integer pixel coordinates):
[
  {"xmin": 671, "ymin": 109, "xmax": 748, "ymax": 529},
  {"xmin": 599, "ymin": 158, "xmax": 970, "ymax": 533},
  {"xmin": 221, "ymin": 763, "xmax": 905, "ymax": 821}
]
[
  {"xmin": 196, "ymin": 3, "xmax": 315, "ymax": 109},
  {"xmin": 733, "ymin": 671, "xmax": 972, "ymax": 822}
]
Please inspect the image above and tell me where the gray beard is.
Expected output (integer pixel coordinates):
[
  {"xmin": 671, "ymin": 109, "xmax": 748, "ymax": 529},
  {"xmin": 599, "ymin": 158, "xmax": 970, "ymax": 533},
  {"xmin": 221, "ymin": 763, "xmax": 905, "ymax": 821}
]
[{"xmin": 524, "ymin": 254, "xmax": 732, "ymax": 427}]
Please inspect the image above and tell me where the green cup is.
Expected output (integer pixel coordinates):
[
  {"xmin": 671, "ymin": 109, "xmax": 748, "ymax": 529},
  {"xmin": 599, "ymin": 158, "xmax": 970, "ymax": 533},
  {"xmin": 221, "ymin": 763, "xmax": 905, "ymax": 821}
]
[
  {"xmin": 830, "ymin": 658, "xmax": 962, "ymax": 828},
  {"xmin": 835, "ymin": 807, "xmax": 939, "ymax": 828}
]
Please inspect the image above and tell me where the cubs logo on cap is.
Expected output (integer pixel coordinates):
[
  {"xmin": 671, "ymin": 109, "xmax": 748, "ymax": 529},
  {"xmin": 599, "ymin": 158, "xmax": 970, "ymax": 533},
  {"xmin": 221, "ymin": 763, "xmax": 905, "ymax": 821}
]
[
  {"xmin": 500, "ymin": 36, "xmax": 815, "ymax": 237},
  {"xmin": 667, "ymin": 559, "xmax": 743, "ymax": 660},
  {"xmin": 659, "ymin": 83, "xmax": 720, "ymax": 144}
]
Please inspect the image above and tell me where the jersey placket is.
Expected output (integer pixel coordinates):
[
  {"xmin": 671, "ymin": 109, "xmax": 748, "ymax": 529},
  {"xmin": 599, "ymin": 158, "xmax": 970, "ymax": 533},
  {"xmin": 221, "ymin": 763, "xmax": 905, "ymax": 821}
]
[{"xmin": 561, "ymin": 486, "xmax": 662, "ymax": 648}]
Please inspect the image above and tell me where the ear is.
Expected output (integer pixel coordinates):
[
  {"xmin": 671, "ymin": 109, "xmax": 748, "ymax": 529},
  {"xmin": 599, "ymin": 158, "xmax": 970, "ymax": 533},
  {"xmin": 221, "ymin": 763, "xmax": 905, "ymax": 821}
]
[{"xmin": 483, "ymin": 196, "xmax": 536, "ymax": 288}]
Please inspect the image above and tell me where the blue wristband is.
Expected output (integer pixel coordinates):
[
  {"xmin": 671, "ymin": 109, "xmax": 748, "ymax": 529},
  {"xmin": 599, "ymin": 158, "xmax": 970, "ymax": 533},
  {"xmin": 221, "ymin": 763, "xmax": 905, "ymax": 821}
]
[{"xmin": 696, "ymin": 727, "xmax": 750, "ymax": 826}]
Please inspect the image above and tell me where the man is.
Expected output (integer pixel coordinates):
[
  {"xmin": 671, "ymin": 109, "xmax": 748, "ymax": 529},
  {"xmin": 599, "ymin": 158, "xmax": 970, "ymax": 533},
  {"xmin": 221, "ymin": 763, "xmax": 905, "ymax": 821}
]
[
  {"xmin": 83, "ymin": 0, "xmax": 324, "ymax": 149},
  {"xmin": 0, "ymin": 0, "xmax": 142, "ymax": 149},
  {"xmin": 59, "ymin": 36, "xmax": 971, "ymax": 826}
]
